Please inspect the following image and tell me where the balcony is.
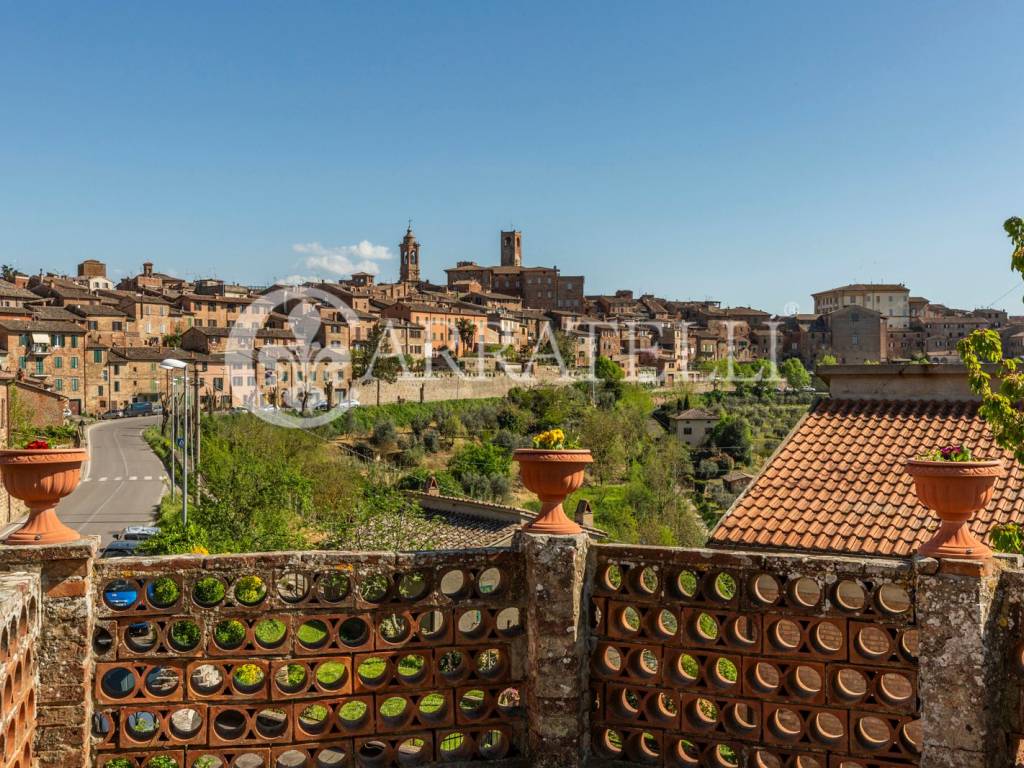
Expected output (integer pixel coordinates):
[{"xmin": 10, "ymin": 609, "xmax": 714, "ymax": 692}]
[
  {"xmin": 0, "ymin": 533, "xmax": 1020, "ymax": 768},
  {"xmin": 28, "ymin": 343, "xmax": 52, "ymax": 356}
]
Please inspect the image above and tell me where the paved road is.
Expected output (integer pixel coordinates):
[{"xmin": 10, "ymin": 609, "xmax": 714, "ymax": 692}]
[{"xmin": 57, "ymin": 416, "xmax": 168, "ymax": 546}]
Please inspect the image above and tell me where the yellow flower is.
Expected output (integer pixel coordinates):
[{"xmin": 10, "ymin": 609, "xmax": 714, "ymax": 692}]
[{"xmin": 191, "ymin": 545, "xmax": 209, "ymax": 555}]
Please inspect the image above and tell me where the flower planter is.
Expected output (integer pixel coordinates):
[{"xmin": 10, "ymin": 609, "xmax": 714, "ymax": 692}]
[
  {"xmin": 905, "ymin": 459, "xmax": 1003, "ymax": 560},
  {"xmin": 513, "ymin": 448, "xmax": 593, "ymax": 535},
  {"xmin": 0, "ymin": 447, "xmax": 87, "ymax": 545}
]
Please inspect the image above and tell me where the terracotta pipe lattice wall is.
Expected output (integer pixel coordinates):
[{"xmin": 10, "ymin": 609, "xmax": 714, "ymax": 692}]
[
  {"xmin": 589, "ymin": 546, "xmax": 921, "ymax": 768},
  {"xmin": 0, "ymin": 574, "xmax": 40, "ymax": 768},
  {"xmin": 90, "ymin": 550, "xmax": 526, "ymax": 768}
]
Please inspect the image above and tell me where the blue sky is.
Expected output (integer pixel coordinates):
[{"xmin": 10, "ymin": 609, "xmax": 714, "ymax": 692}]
[{"xmin": 0, "ymin": 2, "xmax": 1021, "ymax": 313}]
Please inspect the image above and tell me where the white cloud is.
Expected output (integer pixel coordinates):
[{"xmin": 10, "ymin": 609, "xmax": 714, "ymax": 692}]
[{"xmin": 292, "ymin": 240, "xmax": 392, "ymax": 278}]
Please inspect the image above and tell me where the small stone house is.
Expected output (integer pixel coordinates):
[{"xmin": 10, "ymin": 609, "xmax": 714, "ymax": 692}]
[{"xmin": 668, "ymin": 407, "xmax": 718, "ymax": 448}]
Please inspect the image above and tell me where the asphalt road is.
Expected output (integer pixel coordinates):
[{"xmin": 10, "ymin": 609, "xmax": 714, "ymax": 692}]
[{"xmin": 56, "ymin": 416, "xmax": 168, "ymax": 546}]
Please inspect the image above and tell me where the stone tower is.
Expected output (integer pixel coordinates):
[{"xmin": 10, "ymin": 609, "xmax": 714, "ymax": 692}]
[
  {"xmin": 500, "ymin": 230, "xmax": 522, "ymax": 267},
  {"xmin": 400, "ymin": 224, "xmax": 421, "ymax": 284}
]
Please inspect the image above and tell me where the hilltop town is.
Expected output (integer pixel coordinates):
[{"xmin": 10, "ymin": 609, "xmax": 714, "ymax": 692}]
[{"xmin": 0, "ymin": 225, "xmax": 1017, "ymax": 416}]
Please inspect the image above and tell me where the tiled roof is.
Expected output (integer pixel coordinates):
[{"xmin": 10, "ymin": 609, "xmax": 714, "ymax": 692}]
[
  {"xmin": 709, "ymin": 399, "xmax": 1024, "ymax": 558},
  {"xmin": 669, "ymin": 408, "xmax": 719, "ymax": 420},
  {"xmin": 67, "ymin": 303, "xmax": 128, "ymax": 318},
  {"xmin": 0, "ymin": 320, "xmax": 85, "ymax": 333},
  {"xmin": 0, "ymin": 280, "xmax": 36, "ymax": 300},
  {"xmin": 31, "ymin": 306, "xmax": 79, "ymax": 321}
]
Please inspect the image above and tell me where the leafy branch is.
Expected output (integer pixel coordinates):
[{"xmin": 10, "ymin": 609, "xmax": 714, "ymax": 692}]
[{"xmin": 958, "ymin": 217, "xmax": 1024, "ymax": 461}]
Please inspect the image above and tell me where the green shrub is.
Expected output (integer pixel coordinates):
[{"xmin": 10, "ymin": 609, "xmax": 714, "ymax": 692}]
[
  {"xmin": 233, "ymin": 663, "xmax": 265, "ymax": 688},
  {"xmin": 149, "ymin": 576, "xmax": 180, "ymax": 607},
  {"xmin": 282, "ymin": 663, "xmax": 307, "ymax": 689},
  {"xmin": 103, "ymin": 759, "xmax": 133, "ymax": 768},
  {"xmin": 233, "ymin": 575, "xmax": 266, "ymax": 605},
  {"xmin": 169, "ymin": 620, "xmax": 200, "ymax": 650},
  {"xmin": 253, "ymin": 618, "xmax": 286, "ymax": 646},
  {"xmin": 193, "ymin": 577, "xmax": 226, "ymax": 606},
  {"xmin": 214, "ymin": 619, "xmax": 246, "ymax": 649},
  {"xmin": 146, "ymin": 757, "xmax": 179, "ymax": 768}
]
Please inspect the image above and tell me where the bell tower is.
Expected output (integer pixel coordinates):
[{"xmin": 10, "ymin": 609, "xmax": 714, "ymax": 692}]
[
  {"xmin": 500, "ymin": 230, "xmax": 522, "ymax": 267},
  {"xmin": 400, "ymin": 222, "xmax": 421, "ymax": 284}
]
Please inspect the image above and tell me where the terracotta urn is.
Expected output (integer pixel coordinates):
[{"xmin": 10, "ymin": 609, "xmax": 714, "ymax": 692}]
[
  {"xmin": 513, "ymin": 448, "xmax": 593, "ymax": 535},
  {"xmin": 0, "ymin": 447, "xmax": 87, "ymax": 545},
  {"xmin": 905, "ymin": 459, "xmax": 1003, "ymax": 560}
]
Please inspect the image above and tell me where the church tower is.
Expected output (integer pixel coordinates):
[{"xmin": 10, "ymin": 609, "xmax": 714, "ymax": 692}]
[
  {"xmin": 400, "ymin": 223, "xmax": 421, "ymax": 283},
  {"xmin": 500, "ymin": 230, "xmax": 522, "ymax": 267}
]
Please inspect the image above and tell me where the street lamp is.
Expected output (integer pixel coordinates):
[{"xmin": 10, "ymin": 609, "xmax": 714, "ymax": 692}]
[{"xmin": 160, "ymin": 358, "xmax": 188, "ymax": 529}]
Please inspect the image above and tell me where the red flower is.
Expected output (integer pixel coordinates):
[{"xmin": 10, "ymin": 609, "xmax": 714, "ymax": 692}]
[{"xmin": 25, "ymin": 439, "xmax": 51, "ymax": 450}]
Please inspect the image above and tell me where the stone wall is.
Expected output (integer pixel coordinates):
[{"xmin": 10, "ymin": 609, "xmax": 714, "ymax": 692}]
[
  {"xmin": 0, "ymin": 571, "xmax": 40, "ymax": 768},
  {"xmin": 349, "ymin": 369, "xmax": 572, "ymax": 407},
  {"xmin": 1, "ymin": 537, "xmax": 1024, "ymax": 767}
]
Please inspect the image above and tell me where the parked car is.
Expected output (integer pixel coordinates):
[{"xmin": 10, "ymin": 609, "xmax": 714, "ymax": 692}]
[
  {"xmin": 151, "ymin": 404, "xmax": 164, "ymax": 415},
  {"xmin": 100, "ymin": 408, "xmax": 123, "ymax": 420},
  {"xmin": 114, "ymin": 526, "xmax": 160, "ymax": 542},
  {"xmin": 101, "ymin": 540, "xmax": 141, "ymax": 559},
  {"xmin": 126, "ymin": 401, "xmax": 154, "ymax": 417}
]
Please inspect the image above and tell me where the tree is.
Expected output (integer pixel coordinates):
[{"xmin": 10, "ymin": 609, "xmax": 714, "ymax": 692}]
[
  {"xmin": 162, "ymin": 333, "xmax": 182, "ymax": 349},
  {"xmin": 817, "ymin": 353, "xmax": 838, "ymax": 367},
  {"xmin": 595, "ymin": 356, "xmax": 625, "ymax": 383},
  {"xmin": 352, "ymin": 324, "xmax": 402, "ymax": 382},
  {"xmin": 960, "ymin": 218, "xmax": 1024, "ymax": 557},
  {"xmin": 455, "ymin": 318, "xmax": 478, "ymax": 358},
  {"xmin": 579, "ymin": 408, "xmax": 629, "ymax": 483},
  {"xmin": 447, "ymin": 442, "xmax": 512, "ymax": 482},
  {"xmin": 710, "ymin": 415, "xmax": 753, "ymax": 465},
  {"xmin": 352, "ymin": 324, "xmax": 403, "ymax": 404},
  {"xmin": 779, "ymin": 357, "xmax": 811, "ymax": 389},
  {"xmin": 0, "ymin": 265, "xmax": 17, "ymax": 282}
]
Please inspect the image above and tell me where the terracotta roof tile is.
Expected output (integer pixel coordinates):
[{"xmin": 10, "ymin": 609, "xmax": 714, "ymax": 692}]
[{"xmin": 709, "ymin": 399, "xmax": 1024, "ymax": 558}]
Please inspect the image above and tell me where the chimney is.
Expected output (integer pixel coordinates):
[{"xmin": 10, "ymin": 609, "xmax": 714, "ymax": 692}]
[
  {"xmin": 143, "ymin": 262, "xmax": 154, "ymax": 277},
  {"xmin": 423, "ymin": 476, "xmax": 441, "ymax": 496}
]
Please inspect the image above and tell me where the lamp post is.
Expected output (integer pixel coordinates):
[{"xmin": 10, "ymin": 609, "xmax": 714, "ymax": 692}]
[
  {"xmin": 169, "ymin": 375, "xmax": 177, "ymax": 502},
  {"xmin": 161, "ymin": 359, "xmax": 188, "ymax": 528}
]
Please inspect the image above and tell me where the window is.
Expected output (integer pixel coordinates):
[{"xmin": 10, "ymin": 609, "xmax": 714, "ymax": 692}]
[
  {"xmin": 18, "ymin": 357, "xmax": 25, "ymax": 370},
  {"xmin": 71, "ymin": 378, "xmax": 79, "ymax": 392},
  {"xmin": 88, "ymin": 321, "xmax": 98, "ymax": 331},
  {"xmin": 683, "ymin": 427, "xmax": 693, "ymax": 435},
  {"xmin": 852, "ymin": 334, "xmax": 860, "ymax": 345},
  {"xmin": 114, "ymin": 381, "xmax": 120, "ymax": 393},
  {"xmin": 98, "ymin": 385, "xmax": 104, "ymax": 396},
  {"xmin": 232, "ymin": 376, "xmax": 243, "ymax": 387},
  {"xmin": 71, "ymin": 357, "xmax": 78, "ymax": 369},
  {"xmin": 55, "ymin": 378, "xmax": 63, "ymax": 391},
  {"xmin": 71, "ymin": 335, "xmax": 78, "ymax": 348},
  {"xmin": 94, "ymin": 350, "xmax": 103, "ymax": 363},
  {"xmin": 35, "ymin": 360, "xmax": 44, "ymax": 375},
  {"xmin": 112, "ymin": 322, "xmax": 123, "ymax": 332}
]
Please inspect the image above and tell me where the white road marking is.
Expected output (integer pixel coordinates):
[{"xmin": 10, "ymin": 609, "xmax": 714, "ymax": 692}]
[
  {"xmin": 113, "ymin": 476, "xmax": 122, "ymax": 481},
  {"xmin": 98, "ymin": 477, "xmax": 108, "ymax": 482},
  {"xmin": 143, "ymin": 476, "xmax": 152, "ymax": 481},
  {"xmin": 128, "ymin": 476, "xmax": 138, "ymax": 481}
]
